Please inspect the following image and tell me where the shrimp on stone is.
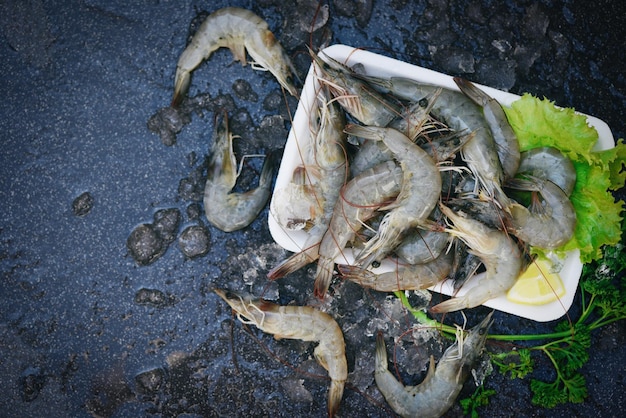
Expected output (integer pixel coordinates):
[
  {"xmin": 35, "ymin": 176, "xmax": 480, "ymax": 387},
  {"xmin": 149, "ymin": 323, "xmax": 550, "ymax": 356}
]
[
  {"xmin": 171, "ymin": 7, "xmax": 298, "ymax": 107},
  {"xmin": 204, "ymin": 113, "xmax": 277, "ymax": 232},
  {"xmin": 375, "ymin": 312, "xmax": 493, "ymax": 418},
  {"xmin": 214, "ymin": 289, "xmax": 347, "ymax": 417},
  {"xmin": 431, "ymin": 204, "xmax": 522, "ymax": 313}
]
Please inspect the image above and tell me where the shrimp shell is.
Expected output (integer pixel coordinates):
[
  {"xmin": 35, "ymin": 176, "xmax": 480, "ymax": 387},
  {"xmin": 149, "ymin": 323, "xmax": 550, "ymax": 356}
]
[
  {"xmin": 172, "ymin": 7, "xmax": 298, "ymax": 106},
  {"xmin": 506, "ymin": 176, "xmax": 577, "ymax": 249},
  {"xmin": 214, "ymin": 289, "xmax": 347, "ymax": 417}
]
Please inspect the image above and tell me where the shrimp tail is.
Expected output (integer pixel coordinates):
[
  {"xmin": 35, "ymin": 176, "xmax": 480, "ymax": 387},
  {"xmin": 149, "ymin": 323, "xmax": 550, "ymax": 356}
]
[
  {"xmin": 430, "ymin": 295, "xmax": 470, "ymax": 314},
  {"xmin": 259, "ymin": 149, "xmax": 281, "ymax": 188},
  {"xmin": 453, "ymin": 76, "xmax": 489, "ymax": 106},
  {"xmin": 267, "ymin": 244, "xmax": 319, "ymax": 280},
  {"xmin": 337, "ymin": 264, "xmax": 376, "ymax": 287},
  {"xmin": 328, "ymin": 380, "xmax": 345, "ymax": 417},
  {"xmin": 375, "ymin": 331, "xmax": 388, "ymax": 373},
  {"xmin": 314, "ymin": 256, "xmax": 335, "ymax": 299},
  {"xmin": 171, "ymin": 72, "xmax": 190, "ymax": 107}
]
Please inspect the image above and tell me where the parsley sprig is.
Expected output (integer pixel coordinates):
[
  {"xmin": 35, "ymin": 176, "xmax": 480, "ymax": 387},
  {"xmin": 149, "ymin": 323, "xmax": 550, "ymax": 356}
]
[{"xmin": 397, "ymin": 219, "xmax": 626, "ymax": 410}]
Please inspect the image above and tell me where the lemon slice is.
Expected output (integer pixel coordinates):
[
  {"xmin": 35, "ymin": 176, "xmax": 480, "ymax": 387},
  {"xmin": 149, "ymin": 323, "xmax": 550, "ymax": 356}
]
[{"xmin": 507, "ymin": 259, "xmax": 566, "ymax": 305}]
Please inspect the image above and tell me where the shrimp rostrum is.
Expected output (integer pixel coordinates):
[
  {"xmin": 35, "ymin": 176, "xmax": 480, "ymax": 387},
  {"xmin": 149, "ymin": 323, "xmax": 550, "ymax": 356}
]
[
  {"xmin": 375, "ymin": 312, "xmax": 493, "ymax": 418},
  {"xmin": 172, "ymin": 7, "xmax": 298, "ymax": 106},
  {"xmin": 214, "ymin": 289, "xmax": 347, "ymax": 417}
]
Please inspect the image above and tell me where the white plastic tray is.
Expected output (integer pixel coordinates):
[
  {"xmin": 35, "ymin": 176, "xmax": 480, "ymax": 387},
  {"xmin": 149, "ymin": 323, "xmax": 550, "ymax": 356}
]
[{"xmin": 268, "ymin": 44, "xmax": 615, "ymax": 322}]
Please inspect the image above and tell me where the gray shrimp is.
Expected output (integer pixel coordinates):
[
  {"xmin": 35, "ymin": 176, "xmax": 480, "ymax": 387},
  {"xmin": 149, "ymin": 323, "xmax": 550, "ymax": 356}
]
[
  {"xmin": 204, "ymin": 113, "xmax": 277, "ymax": 232},
  {"xmin": 431, "ymin": 204, "xmax": 522, "ymax": 313},
  {"xmin": 345, "ymin": 125, "xmax": 442, "ymax": 268},
  {"xmin": 358, "ymin": 75, "xmax": 511, "ymax": 209},
  {"xmin": 267, "ymin": 87, "xmax": 347, "ymax": 279},
  {"xmin": 395, "ymin": 226, "xmax": 452, "ymax": 265},
  {"xmin": 454, "ymin": 77, "xmax": 520, "ymax": 180},
  {"xmin": 214, "ymin": 289, "xmax": 347, "ymax": 417},
  {"xmin": 349, "ymin": 90, "xmax": 440, "ymax": 176},
  {"xmin": 311, "ymin": 49, "xmax": 402, "ymax": 127},
  {"xmin": 337, "ymin": 249, "xmax": 453, "ymax": 292},
  {"xmin": 172, "ymin": 7, "xmax": 298, "ymax": 106},
  {"xmin": 313, "ymin": 160, "xmax": 404, "ymax": 298},
  {"xmin": 516, "ymin": 146, "xmax": 576, "ymax": 196},
  {"xmin": 506, "ymin": 175, "xmax": 577, "ymax": 249},
  {"xmin": 375, "ymin": 312, "xmax": 493, "ymax": 418}
]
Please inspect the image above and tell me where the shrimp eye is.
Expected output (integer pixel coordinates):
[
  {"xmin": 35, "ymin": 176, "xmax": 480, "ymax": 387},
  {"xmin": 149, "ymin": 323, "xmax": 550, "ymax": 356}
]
[
  {"xmin": 419, "ymin": 98, "xmax": 429, "ymax": 108},
  {"xmin": 371, "ymin": 260, "xmax": 381, "ymax": 268},
  {"xmin": 479, "ymin": 328, "xmax": 486, "ymax": 335}
]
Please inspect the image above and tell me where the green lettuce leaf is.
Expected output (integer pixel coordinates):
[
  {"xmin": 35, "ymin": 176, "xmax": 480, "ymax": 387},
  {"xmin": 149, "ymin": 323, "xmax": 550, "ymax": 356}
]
[{"xmin": 504, "ymin": 94, "xmax": 625, "ymax": 263}]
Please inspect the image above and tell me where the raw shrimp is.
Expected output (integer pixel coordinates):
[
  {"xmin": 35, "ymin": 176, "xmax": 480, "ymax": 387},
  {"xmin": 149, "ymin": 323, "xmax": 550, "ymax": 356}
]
[
  {"xmin": 516, "ymin": 146, "xmax": 576, "ymax": 196},
  {"xmin": 214, "ymin": 289, "xmax": 347, "ymax": 417},
  {"xmin": 345, "ymin": 125, "xmax": 442, "ymax": 267},
  {"xmin": 375, "ymin": 312, "xmax": 493, "ymax": 418},
  {"xmin": 454, "ymin": 77, "xmax": 520, "ymax": 180},
  {"xmin": 358, "ymin": 75, "xmax": 510, "ymax": 209},
  {"xmin": 506, "ymin": 176, "xmax": 577, "ymax": 249},
  {"xmin": 267, "ymin": 87, "xmax": 347, "ymax": 279},
  {"xmin": 311, "ymin": 49, "xmax": 402, "ymax": 127},
  {"xmin": 171, "ymin": 7, "xmax": 298, "ymax": 107},
  {"xmin": 431, "ymin": 204, "xmax": 522, "ymax": 313},
  {"xmin": 395, "ymin": 226, "xmax": 451, "ymax": 265},
  {"xmin": 337, "ymin": 249, "xmax": 453, "ymax": 292},
  {"xmin": 313, "ymin": 160, "xmax": 404, "ymax": 298},
  {"xmin": 204, "ymin": 113, "xmax": 277, "ymax": 232}
]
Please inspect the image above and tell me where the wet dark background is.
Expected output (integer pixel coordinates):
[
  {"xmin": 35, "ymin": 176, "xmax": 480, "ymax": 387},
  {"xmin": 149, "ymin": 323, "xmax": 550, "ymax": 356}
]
[{"xmin": 1, "ymin": 0, "xmax": 624, "ymax": 417}]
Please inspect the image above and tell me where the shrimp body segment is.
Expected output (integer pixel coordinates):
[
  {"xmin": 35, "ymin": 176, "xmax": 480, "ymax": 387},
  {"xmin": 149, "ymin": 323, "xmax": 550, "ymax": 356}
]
[
  {"xmin": 375, "ymin": 312, "xmax": 493, "ymax": 418},
  {"xmin": 431, "ymin": 204, "xmax": 522, "ymax": 313},
  {"xmin": 214, "ymin": 289, "xmax": 347, "ymax": 417},
  {"xmin": 506, "ymin": 176, "xmax": 577, "ymax": 249},
  {"xmin": 172, "ymin": 7, "xmax": 298, "ymax": 106},
  {"xmin": 517, "ymin": 146, "xmax": 576, "ymax": 196},
  {"xmin": 204, "ymin": 114, "xmax": 277, "ymax": 232}
]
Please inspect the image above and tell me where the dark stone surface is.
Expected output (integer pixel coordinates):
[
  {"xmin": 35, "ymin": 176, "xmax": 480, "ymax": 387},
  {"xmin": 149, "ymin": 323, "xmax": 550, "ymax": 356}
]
[{"xmin": 1, "ymin": 0, "xmax": 624, "ymax": 417}]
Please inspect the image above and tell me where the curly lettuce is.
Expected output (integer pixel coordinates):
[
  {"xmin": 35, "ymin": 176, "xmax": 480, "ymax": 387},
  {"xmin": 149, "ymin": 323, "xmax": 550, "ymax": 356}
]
[{"xmin": 504, "ymin": 94, "xmax": 625, "ymax": 263}]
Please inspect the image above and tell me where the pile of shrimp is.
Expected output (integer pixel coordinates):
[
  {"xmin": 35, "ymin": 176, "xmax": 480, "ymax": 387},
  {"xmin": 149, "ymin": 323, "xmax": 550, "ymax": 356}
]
[
  {"xmin": 167, "ymin": 7, "xmax": 578, "ymax": 417},
  {"xmin": 269, "ymin": 49, "xmax": 577, "ymax": 315}
]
